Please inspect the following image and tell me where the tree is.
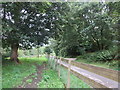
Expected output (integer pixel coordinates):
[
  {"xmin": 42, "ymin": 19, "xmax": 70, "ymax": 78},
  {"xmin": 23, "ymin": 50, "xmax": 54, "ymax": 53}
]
[
  {"xmin": 44, "ymin": 46, "xmax": 52, "ymax": 58},
  {"xmin": 107, "ymin": 2, "xmax": 120, "ymax": 59},
  {"xmin": 1, "ymin": 2, "xmax": 54, "ymax": 63},
  {"xmin": 51, "ymin": 2, "xmax": 119, "ymax": 58}
]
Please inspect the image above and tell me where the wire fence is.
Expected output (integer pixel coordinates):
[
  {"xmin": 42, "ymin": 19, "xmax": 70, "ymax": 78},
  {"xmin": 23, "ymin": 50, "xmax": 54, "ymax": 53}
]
[
  {"xmin": 47, "ymin": 55, "xmax": 90, "ymax": 88},
  {"xmin": 47, "ymin": 55, "xmax": 119, "ymax": 89}
]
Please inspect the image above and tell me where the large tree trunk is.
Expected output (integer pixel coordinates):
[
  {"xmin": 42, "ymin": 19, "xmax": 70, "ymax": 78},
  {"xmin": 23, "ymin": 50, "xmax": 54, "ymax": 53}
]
[{"xmin": 10, "ymin": 43, "xmax": 20, "ymax": 64}]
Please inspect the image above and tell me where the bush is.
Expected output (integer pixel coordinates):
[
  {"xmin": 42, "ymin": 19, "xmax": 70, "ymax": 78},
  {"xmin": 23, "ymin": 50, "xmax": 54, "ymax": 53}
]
[
  {"xmin": 108, "ymin": 60, "xmax": 119, "ymax": 67},
  {"xmin": 77, "ymin": 49, "xmax": 117, "ymax": 62},
  {"xmin": 44, "ymin": 46, "xmax": 52, "ymax": 55}
]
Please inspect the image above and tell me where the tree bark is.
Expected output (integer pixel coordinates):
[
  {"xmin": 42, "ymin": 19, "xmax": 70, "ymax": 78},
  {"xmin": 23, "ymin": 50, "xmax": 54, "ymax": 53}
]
[{"xmin": 10, "ymin": 43, "xmax": 20, "ymax": 64}]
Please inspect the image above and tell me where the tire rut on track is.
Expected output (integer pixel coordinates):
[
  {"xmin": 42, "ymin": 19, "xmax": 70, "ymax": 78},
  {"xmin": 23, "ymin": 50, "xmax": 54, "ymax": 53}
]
[{"xmin": 17, "ymin": 63, "xmax": 46, "ymax": 88}]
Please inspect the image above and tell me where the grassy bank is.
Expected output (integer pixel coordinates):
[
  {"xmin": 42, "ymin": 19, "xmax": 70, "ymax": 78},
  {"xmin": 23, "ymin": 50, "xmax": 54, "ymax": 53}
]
[
  {"xmin": 76, "ymin": 58, "xmax": 119, "ymax": 71},
  {"xmin": 75, "ymin": 49, "xmax": 120, "ymax": 71}
]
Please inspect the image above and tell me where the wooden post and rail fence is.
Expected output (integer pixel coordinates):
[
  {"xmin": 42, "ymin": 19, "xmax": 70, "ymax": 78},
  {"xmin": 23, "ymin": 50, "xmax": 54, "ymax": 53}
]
[{"xmin": 49, "ymin": 56, "xmax": 120, "ymax": 89}]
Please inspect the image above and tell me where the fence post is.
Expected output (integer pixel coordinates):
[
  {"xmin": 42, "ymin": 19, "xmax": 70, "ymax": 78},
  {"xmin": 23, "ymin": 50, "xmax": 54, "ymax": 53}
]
[
  {"xmin": 54, "ymin": 56, "xmax": 56, "ymax": 70},
  {"xmin": 58, "ymin": 57, "xmax": 61, "ymax": 78},
  {"xmin": 48, "ymin": 55, "xmax": 50, "ymax": 66},
  {"xmin": 67, "ymin": 60, "xmax": 71, "ymax": 88},
  {"xmin": 49, "ymin": 55, "xmax": 53, "ymax": 68},
  {"xmin": 55, "ymin": 56, "xmax": 58, "ymax": 71},
  {"xmin": 52, "ymin": 56, "xmax": 55, "ymax": 69},
  {"xmin": 56, "ymin": 57, "xmax": 59, "ymax": 71}
]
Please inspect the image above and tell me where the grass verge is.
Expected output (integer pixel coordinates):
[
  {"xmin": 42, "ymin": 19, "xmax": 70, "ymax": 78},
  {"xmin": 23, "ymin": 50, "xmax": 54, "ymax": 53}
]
[
  {"xmin": 48, "ymin": 57, "xmax": 91, "ymax": 88},
  {"xmin": 38, "ymin": 69, "xmax": 64, "ymax": 88},
  {"xmin": 59, "ymin": 66, "xmax": 91, "ymax": 88}
]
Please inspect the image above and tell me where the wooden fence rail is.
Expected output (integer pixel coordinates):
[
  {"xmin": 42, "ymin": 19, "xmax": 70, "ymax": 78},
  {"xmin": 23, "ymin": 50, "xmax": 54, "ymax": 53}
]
[
  {"xmin": 50, "ymin": 56, "xmax": 119, "ymax": 89},
  {"xmin": 71, "ymin": 61, "xmax": 120, "ymax": 82},
  {"xmin": 59, "ymin": 57, "xmax": 119, "ymax": 82}
]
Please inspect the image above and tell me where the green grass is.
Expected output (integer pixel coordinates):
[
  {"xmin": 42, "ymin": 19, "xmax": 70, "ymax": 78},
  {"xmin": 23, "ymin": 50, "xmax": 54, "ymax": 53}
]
[
  {"xmin": 48, "ymin": 57, "xmax": 91, "ymax": 88},
  {"xmin": 59, "ymin": 66, "xmax": 91, "ymax": 88},
  {"xmin": 76, "ymin": 58, "xmax": 119, "ymax": 71},
  {"xmin": 38, "ymin": 69, "xmax": 64, "ymax": 88},
  {"xmin": 19, "ymin": 56, "xmax": 48, "ymax": 65},
  {"xmin": 31, "ymin": 74, "xmax": 37, "ymax": 78},
  {"xmin": 2, "ymin": 56, "xmax": 48, "ymax": 88},
  {"xmin": 26, "ymin": 79, "xmax": 33, "ymax": 83}
]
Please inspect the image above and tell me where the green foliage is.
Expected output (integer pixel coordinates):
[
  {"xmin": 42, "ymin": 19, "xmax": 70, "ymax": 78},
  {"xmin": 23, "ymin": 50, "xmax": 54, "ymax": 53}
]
[
  {"xmin": 2, "ymin": 2, "xmax": 56, "ymax": 50},
  {"xmin": 18, "ymin": 47, "xmax": 45, "ymax": 57},
  {"xmin": 107, "ymin": 60, "xmax": 119, "ymax": 70},
  {"xmin": 44, "ymin": 46, "xmax": 52, "ymax": 55},
  {"xmin": 77, "ymin": 49, "xmax": 116, "ymax": 62},
  {"xmin": 2, "ymin": 2, "xmax": 119, "ymax": 59},
  {"xmin": 31, "ymin": 74, "xmax": 37, "ymax": 78},
  {"xmin": 38, "ymin": 69, "xmax": 64, "ymax": 88},
  {"xmin": 2, "ymin": 48, "xmax": 11, "ymax": 60},
  {"xmin": 50, "ymin": 2, "xmax": 119, "ymax": 58},
  {"xmin": 76, "ymin": 44, "xmax": 120, "ymax": 70}
]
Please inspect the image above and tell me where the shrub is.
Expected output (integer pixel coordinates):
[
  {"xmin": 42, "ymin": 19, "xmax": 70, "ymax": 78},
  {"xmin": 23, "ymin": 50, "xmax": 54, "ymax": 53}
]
[
  {"xmin": 108, "ymin": 60, "xmax": 119, "ymax": 67},
  {"xmin": 77, "ymin": 49, "xmax": 117, "ymax": 62}
]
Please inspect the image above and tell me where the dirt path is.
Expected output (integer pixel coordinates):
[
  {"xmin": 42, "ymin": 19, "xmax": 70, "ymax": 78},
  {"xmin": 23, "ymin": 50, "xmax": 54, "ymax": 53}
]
[{"xmin": 17, "ymin": 63, "xmax": 46, "ymax": 88}]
